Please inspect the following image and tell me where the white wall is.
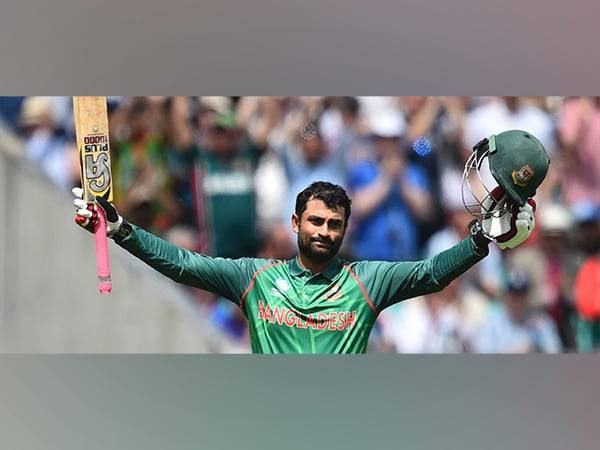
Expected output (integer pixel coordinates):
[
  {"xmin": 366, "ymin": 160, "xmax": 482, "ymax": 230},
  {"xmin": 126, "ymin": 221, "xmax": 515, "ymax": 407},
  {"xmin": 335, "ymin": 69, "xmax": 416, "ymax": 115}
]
[{"xmin": 0, "ymin": 137, "xmax": 240, "ymax": 353}]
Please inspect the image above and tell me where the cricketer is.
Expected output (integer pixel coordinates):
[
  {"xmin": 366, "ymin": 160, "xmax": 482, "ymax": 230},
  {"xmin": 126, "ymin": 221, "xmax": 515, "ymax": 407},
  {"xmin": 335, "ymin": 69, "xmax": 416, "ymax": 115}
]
[{"xmin": 73, "ymin": 130, "xmax": 549, "ymax": 353}]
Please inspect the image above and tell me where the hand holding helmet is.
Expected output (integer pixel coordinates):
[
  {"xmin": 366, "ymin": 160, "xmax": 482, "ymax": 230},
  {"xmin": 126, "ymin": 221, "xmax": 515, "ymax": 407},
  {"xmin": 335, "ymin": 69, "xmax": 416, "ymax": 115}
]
[
  {"xmin": 462, "ymin": 129, "xmax": 550, "ymax": 250},
  {"xmin": 480, "ymin": 186, "xmax": 537, "ymax": 249}
]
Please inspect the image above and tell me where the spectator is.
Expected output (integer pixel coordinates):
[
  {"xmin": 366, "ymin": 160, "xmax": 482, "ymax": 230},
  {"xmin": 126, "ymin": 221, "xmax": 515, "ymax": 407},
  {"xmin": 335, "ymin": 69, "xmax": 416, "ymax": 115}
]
[
  {"xmin": 574, "ymin": 257, "xmax": 600, "ymax": 352},
  {"xmin": 507, "ymin": 203, "xmax": 579, "ymax": 350},
  {"xmin": 111, "ymin": 97, "xmax": 178, "ymax": 233},
  {"xmin": 572, "ymin": 201, "xmax": 600, "ymax": 351},
  {"xmin": 557, "ymin": 96, "xmax": 600, "ymax": 205},
  {"xmin": 162, "ymin": 96, "xmax": 197, "ymax": 229},
  {"xmin": 506, "ymin": 203, "xmax": 579, "ymax": 351},
  {"xmin": 463, "ymin": 97, "xmax": 556, "ymax": 154},
  {"xmin": 348, "ymin": 110, "xmax": 432, "ymax": 261},
  {"xmin": 473, "ymin": 271, "xmax": 562, "ymax": 353},
  {"xmin": 402, "ymin": 96, "xmax": 465, "ymax": 204},
  {"xmin": 379, "ymin": 279, "xmax": 473, "ymax": 353},
  {"xmin": 18, "ymin": 97, "xmax": 78, "ymax": 191},
  {"xmin": 236, "ymin": 97, "xmax": 288, "ymax": 234},
  {"xmin": 571, "ymin": 201, "xmax": 600, "ymax": 257},
  {"xmin": 196, "ymin": 97, "xmax": 233, "ymax": 147},
  {"xmin": 319, "ymin": 96, "xmax": 367, "ymax": 157},
  {"xmin": 191, "ymin": 107, "xmax": 266, "ymax": 258},
  {"xmin": 413, "ymin": 97, "xmax": 473, "ymax": 206}
]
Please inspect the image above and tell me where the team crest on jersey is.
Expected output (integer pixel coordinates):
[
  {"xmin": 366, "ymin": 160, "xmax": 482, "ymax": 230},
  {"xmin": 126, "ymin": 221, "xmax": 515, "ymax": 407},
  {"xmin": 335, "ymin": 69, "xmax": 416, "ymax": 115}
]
[
  {"xmin": 511, "ymin": 165, "xmax": 535, "ymax": 187},
  {"xmin": 270, "ymin": 278, "xmax": 291, "ymax": 299},
  {"xmin": 275, "ymin": 278, "xmax": 290, "ymax": 291}
]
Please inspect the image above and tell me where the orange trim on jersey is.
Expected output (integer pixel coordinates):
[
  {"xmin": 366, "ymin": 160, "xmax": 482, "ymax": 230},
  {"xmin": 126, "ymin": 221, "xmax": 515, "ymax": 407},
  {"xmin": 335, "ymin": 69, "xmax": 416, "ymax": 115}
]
[
  {"xmin": 342, "ymin": 265, "xmax": 379, "ymax": 315},
  {"xmin": 240, "ymin": 261, "xmax": 285, "ymax": 310}
]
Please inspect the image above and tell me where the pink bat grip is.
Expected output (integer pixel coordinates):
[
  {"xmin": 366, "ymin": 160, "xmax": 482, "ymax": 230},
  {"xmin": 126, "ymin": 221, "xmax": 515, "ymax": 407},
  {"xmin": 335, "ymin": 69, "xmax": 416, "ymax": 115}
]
[{"xmin": 95, "ymin": 207, "xmax": 112, "ymax": 294}]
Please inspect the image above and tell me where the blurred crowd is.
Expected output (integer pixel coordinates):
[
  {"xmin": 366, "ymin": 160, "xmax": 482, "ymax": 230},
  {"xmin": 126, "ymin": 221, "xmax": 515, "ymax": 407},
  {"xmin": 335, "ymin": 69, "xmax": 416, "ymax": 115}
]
[{"xmin": 2, "ymin": 96, "xmax": 600, "ymax": 353}]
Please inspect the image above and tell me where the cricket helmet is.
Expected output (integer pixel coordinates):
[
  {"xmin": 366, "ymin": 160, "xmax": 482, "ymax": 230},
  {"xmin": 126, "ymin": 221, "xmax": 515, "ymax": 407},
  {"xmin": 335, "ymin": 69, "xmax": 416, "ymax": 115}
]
[{"xmin": 462, "ymin": 129, "xmax": 550, "ymax": 220}]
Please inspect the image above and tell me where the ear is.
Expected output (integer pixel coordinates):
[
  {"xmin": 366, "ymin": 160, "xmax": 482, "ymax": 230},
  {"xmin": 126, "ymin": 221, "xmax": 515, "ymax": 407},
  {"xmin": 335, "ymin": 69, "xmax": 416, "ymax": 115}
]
[{"xmin": 291, "ymin": 214, "xmax": 299, "ymax": 234}]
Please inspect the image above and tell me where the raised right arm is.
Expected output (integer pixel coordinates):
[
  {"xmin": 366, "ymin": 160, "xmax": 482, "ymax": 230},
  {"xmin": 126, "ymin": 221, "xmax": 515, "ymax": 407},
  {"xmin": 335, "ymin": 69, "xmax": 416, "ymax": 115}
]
[
  {"xmin": 115, "ymin": 224, "xmax": 258, "ymax": 302},
  {"xmin": 73, "ymin": 188, "xmax": 264, "ymax": 303}
]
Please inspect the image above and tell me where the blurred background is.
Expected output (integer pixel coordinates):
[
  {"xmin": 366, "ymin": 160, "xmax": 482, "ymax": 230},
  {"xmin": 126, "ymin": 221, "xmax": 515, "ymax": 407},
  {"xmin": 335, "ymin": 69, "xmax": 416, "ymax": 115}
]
[{"xmin": 1, "ymin": 96, "xmax": 599, "ymax": 353}]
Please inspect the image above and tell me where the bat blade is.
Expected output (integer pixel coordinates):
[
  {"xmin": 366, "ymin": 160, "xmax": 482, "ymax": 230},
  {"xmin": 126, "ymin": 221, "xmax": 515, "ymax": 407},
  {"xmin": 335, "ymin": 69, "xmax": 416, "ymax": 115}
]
[
  {"xmin": 72, "ymin": 96, "xmax": 113, "ymax": 203},
  {"xmin": 73, "ymin": 96, "xmax": 113, "ymax": 294}
]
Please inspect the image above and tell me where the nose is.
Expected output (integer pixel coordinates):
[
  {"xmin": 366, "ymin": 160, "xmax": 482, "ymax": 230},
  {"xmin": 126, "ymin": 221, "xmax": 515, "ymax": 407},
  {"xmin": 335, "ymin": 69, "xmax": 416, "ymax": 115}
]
[{"xmin": 317, "ymin": 225, "xmax": 332, "ymax": 239}]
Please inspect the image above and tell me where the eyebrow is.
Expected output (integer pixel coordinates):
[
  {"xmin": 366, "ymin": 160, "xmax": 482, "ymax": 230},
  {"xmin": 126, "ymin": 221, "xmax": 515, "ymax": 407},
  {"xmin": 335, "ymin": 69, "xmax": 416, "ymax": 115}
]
[{"xmin": 307, "ymin": 215, "xmax": 343, "ymax": 225}]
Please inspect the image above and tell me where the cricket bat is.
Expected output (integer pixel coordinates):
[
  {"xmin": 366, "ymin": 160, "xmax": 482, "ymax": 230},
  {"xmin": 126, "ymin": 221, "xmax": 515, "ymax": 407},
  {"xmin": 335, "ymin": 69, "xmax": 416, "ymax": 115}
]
[{"xmin": 72, "ymin": 96, "xmax": 113, "ymax": 294}]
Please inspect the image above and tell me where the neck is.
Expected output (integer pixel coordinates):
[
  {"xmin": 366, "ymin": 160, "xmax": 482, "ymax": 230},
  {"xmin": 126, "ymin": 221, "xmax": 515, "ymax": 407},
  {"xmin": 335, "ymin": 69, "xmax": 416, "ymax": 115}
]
[{"xmin": 297, "ymin": 253, "xmax": 334, "ymax": 275}]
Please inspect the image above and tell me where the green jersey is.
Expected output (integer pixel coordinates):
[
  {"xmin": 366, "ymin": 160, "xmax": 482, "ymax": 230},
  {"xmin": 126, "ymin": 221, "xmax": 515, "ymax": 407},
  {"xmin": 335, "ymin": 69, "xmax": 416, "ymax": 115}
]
[
  {"xmin": 116, "ymin": 225, "xmax": 488, "ymax": 353},
  {"xmin": 192, "ymin": 143, "xmax": 260, "ymax": 258}
]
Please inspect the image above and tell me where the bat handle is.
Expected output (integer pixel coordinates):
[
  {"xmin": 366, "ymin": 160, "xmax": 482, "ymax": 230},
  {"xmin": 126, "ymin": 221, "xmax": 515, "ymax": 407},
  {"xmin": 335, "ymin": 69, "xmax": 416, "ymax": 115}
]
[{"xmin": 95, "ymin": 207, "xmax": 112, "ymax": 294}]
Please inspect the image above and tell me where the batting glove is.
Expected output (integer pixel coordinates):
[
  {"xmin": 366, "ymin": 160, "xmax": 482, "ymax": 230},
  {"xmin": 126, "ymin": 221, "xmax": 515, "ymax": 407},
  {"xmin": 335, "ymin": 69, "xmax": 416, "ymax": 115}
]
[
  {"xmin": 481, "ymin": 187, "xmax": 536, "ymax": 250},
  {"xmin": 73, "ymin": 187, "xmax": 123, "ymax": 237}
]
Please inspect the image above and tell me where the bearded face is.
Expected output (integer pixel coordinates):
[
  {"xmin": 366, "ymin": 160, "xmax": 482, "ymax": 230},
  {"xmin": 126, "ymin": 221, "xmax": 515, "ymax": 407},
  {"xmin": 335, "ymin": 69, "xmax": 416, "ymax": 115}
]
[
  {"xmin": 296, "ymin": 222, "xmax": 344, "ymax": 262},
  {"xmin": 292, "ymin": 199, "xmax": 346, "ymax": 263}
]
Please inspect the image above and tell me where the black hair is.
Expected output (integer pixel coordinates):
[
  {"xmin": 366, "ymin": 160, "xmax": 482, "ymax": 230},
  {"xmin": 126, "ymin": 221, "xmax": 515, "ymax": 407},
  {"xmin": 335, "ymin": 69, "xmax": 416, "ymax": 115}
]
[
  {"xmin": 339, "ymin": 96, "xmax": 360, "ymax": 116},
  {"xmin": 295, "ymin": 181, "xmax": 352, "ymax": 225},
  {"xmin": 129, "ymin": 96, "xmax": 150, "ymax": 119}
]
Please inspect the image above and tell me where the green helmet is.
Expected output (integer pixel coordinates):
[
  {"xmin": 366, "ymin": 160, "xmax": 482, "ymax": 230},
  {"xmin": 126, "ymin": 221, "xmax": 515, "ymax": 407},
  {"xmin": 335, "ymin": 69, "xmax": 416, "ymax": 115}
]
[
  {"xmin": 487, "ymin": 130, "xmax": 550, "ymax": 206},
  {"xmin": 462, "ymin": 129, "xmax": 550, "ymax": 220}
]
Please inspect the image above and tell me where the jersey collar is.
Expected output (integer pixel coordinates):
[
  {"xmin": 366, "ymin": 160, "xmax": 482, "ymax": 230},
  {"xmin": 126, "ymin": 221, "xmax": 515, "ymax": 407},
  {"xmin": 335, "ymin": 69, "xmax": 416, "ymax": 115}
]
[{"xmin": 289, "ymin": 256, "xmax": 343, "ymax": 281}]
